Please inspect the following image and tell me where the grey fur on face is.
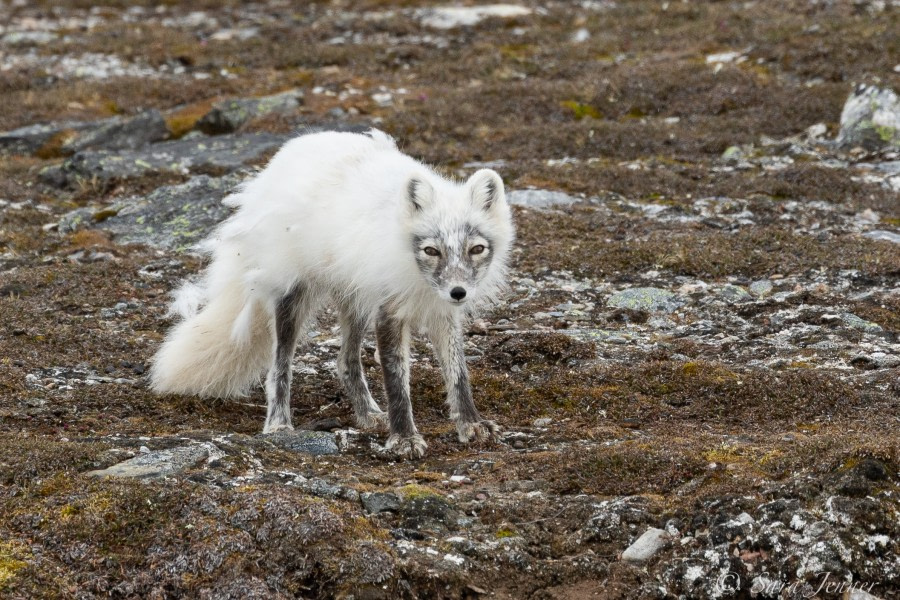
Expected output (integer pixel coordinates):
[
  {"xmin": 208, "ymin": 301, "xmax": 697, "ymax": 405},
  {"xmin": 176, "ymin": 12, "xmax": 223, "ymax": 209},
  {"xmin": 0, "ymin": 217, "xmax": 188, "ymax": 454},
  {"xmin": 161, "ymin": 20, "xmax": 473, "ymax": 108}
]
[{"xmin": 411, "ymin": 224, "xmax": 494, "ymax": 302}]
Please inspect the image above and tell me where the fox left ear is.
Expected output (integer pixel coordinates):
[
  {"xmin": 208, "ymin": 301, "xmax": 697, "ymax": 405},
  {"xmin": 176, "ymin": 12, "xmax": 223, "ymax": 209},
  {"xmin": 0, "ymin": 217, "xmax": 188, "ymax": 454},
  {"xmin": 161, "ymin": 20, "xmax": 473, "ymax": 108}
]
[
  {"xmin": 468, "ymin": 169, "xmax": 505, "ymax": 211},
  {"xmin": 407, "ymin": 175, "xmax": 435, "ymax": 212}
]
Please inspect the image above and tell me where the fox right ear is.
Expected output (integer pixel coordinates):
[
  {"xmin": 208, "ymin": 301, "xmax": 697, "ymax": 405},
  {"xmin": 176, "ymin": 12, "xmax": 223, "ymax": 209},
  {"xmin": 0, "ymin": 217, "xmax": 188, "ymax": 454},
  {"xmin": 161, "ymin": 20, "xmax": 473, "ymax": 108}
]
[{"xmin": 407, "ymin": 176, "xmax": 435, "ymax": 212}]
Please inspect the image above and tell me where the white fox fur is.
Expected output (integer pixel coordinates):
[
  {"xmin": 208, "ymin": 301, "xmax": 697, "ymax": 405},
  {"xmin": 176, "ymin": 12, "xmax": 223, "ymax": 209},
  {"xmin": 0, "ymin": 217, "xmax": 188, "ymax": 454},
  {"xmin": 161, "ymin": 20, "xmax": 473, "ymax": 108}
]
[{"xmin": 150, "ymin": 130, "xmax": 514, "ymax": 445}]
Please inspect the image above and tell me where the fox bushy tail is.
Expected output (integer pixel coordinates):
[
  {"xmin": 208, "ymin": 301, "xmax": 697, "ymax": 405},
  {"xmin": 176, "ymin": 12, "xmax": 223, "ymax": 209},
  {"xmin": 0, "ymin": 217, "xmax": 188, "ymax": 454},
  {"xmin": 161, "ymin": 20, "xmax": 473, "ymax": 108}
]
[{"xmin": 150, "ymin": 275, "xmax": 273, "ymax": 399}]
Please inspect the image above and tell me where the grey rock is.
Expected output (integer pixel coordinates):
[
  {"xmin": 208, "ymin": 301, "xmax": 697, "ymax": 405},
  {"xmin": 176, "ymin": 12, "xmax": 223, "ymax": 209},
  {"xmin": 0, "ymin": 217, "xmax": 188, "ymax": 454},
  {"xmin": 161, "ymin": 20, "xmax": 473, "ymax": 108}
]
[
  {"xmin": 61, "ymin": 110, "xmax": 169, "ymax": 154},
  {"xmin": 85, "ymin": 444, "xmax": 210, "ymax": 479},
  {"xmin": 507, "ymin": 189, "xmax": 581, "ymax": 209},
  {"xmin": 0, "ymin": 120, "xmax": 93, "ymax": 156},
  {"xmin": 196, "ymin": 89, "xmax": 304, "ymax": 134},
  {"xmin": 850, "ymin": 352, "xmax": 900, "ymax": 370},
  {"xmin": 621, "ymin": 527, "xmax": 669, "ymax": 562},
  {"xmin": 40, "ymin": 131, "xmax": 289, "ymax": 187},
  {"xmin": 841, "ymin": 312, "xmax": 883, "ymax": 333},
  {"xmin": 361, "ymin": 492, "xmax": 402, "ymax": 514},
  {"xmin": 863, "ymin": 230, "xmax": 900, "ymax": 244},
  {"xmin": 715, "ymin": 284, "xmax": 752, "ymax": 304},
  {"xmin": 749, "ymin": 279, "xmax": 774, "ymax": 298},
  {"xmin": 607, "ymin": 287, "xmax": 686, "ymax": 313},
  {"xmin": 836, "ymin": 84, "xmax": 900, "ymax": 150},
  {"xmin": 298, "ymin": 477, "xmax": 344, "ymax": 499},
  {"xmin": 264, "ymin": 429, "xmax": 339, "ymax": 456},
  {"xmin": 417, "ymin": 5, "xmax": 532, "ymax": 29},
  {"xmin": 2, "ymin": 31, "xmax": 58, "ymax": 45},
  {"xmin": 59, "ymin": 172, "xmax": 246, "ymax": 251}
]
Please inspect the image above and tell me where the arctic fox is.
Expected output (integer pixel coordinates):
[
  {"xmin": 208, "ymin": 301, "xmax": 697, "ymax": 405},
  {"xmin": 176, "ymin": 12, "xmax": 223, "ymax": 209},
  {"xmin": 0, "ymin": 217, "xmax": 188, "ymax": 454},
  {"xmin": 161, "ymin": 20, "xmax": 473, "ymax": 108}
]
[{"xmin": 150, "ymin": 129, "xmax": 514, "ymax": 458}]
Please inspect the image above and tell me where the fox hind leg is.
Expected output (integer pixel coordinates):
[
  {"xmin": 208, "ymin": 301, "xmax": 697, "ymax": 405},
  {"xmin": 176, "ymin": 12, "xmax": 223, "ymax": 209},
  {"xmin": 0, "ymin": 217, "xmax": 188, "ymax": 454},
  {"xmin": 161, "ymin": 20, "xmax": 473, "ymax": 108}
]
[
  {"xmin": 375, "ymin": 306, "xmax": 426, "ymax": 458},
  {"xmin": 264, "ymin": 283, "xmax": 316, "ymax": 433},
  {"xmin": 337, "ymin": 303, "xmax": 387, "ymax": 430}
]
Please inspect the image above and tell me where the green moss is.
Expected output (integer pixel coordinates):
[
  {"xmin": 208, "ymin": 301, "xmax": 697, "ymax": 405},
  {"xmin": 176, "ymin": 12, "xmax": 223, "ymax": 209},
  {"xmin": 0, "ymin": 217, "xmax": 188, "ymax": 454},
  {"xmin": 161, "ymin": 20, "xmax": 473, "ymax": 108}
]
[
  {"xmin": 396, "ymin": 484, "xmax": 443, "ymax": 501},
  {"xmin": 495, "ymin": 527, "xmax": 517, "ymax": 538},
  {"xmin": 560, "ymin": 100, "xmax": 602, "ymax": 120},
  {"xmin": 0, "ymin": 541, "xmax": 30, "ymax": 590}
]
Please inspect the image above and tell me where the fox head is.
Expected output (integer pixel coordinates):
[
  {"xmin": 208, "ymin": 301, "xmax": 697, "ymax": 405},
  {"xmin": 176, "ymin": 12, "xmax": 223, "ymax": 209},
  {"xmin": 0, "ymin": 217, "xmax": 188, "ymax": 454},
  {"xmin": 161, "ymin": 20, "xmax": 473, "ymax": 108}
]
[{"xmin": 406, "ymin": 169, "xmax": 514, "ymax": 308}]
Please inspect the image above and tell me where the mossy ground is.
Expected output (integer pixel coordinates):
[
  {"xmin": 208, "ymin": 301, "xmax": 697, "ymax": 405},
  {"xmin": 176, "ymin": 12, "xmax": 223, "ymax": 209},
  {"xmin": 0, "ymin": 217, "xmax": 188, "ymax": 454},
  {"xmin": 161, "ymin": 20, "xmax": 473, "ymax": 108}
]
[{"xmin": 1, "ymin": 1, "xmax": 898, "ymax": 598}]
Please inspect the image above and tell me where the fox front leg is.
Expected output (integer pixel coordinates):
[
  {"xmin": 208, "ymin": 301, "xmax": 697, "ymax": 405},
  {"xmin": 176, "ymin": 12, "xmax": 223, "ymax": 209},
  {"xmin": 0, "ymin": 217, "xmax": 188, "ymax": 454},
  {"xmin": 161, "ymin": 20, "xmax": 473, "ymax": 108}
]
[
  {"xmin": 375, "ymin": 306, "xmax": 427, "ymax": 458},
  {"xmin": 429, "ymin": 314, "xmax": 500, "ymax": 444}
]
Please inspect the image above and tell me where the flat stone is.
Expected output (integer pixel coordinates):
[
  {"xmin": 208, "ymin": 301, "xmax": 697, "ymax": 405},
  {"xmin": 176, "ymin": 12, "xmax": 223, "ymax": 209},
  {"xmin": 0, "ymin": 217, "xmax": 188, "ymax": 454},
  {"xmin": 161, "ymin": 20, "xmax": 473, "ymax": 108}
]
[
  {"xmin": 0, "ymin": 120, "xmax": 94, "ymax": 156},
  {"xmin": 607, "ymin": 287, "xmax": 686, "ymax": 313},
  {"xmin": 196, "ymin": 89, "xmax": 304, "ymax": 134},
  {"xmin": 418, "ymin": 5, "xmax": 532, "ymax": 29},
  {"xmin": 59, "ymin": 172, "xmax": 245, "ymax": 252},
  {"xmin": 507, "ymin": 189, "xmax": 581, "ymax": 209},
  {"xmin": 85, "ymin": 444, "xmax": 210, "ymax": 479},
  {"xmin": 716, "ymin": 284, "xmax": 752, "ymax": 304},
  {"xmin": 264, "ymin": 429, "xmax": 339, "ymax": 456},
  {"xmin": 61, "ymin": 110, "xmax": 169, "ymax": 154},
  {"xmin": 361, "ymin": 492, "xmax": 402, "ymax": 514},
  {"xmin": 749, "ymin": 279, "xmax": 774, "ymax": 298},
  {"xmin": 621, "ymin": 527, "xmax": 669, "ymax": 562},
  {"xmin": 841, "ymin": 313, "xmax": 883, "ymax": 334},
  {"xmin": 40, "ymin": 131, "xmax": 289, "ymax": 187},
  {"xmin": 0, "ymin": 111, "xmax": 168, "ymax": 156},
  {"xmin": 836, "ymin": 84, "xmax": 900, "ymax": 151},
  {"xmin": 863, "ymin": 230, "xmax": 900, "ymax": 244}
]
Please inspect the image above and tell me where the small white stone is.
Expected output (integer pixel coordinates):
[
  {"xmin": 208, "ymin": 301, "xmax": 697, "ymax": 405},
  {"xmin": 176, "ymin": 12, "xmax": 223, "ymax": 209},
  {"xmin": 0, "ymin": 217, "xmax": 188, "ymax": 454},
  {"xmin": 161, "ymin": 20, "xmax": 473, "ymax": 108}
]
[{"xmin": 622, "ymin": 527, "xmax": 669, "ymax": 562}]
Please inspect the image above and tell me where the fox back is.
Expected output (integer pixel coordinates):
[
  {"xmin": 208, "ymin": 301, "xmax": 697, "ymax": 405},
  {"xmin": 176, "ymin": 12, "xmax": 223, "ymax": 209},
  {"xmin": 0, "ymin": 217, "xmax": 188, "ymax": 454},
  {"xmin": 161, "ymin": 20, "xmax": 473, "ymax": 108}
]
[{"xmin": 151, "ymin": 129, "xmax": 514, "ymax": 400}]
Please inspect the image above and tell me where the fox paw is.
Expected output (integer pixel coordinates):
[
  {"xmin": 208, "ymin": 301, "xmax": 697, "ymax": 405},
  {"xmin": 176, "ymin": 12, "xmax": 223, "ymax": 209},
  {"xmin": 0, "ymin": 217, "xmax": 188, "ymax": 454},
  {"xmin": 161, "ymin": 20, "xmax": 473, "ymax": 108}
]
[
  {"xmin": 355, "ymin": 410, "xmax": 388, "ymax": 431},
  {"xmin": 456, "ymin": 419, "xmax": 501, "ymax": 443},
  {"xmin": 384, "ymin": 433, "xmax": 428, "ymax": 459},
  {"xmin": 263, "ymin": 421, "xmax": 294, "ymax": 434}
]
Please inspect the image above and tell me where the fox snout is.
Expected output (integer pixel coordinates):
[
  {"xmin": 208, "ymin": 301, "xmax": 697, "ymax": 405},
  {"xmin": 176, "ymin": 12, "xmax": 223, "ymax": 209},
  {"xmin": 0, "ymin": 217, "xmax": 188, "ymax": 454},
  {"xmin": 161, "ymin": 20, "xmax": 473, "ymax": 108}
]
[{"xmin": 445, "ymin": 284, "xmax": 472, "ymax": 304}]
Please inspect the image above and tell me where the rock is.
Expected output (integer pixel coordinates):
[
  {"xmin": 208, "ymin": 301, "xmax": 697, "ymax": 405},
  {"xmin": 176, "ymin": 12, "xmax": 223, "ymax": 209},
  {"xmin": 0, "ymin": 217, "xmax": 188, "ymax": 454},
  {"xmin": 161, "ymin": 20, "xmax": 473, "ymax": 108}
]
[
  {"xmin": 715, "ymin": 284, "xmax": 752, "ymax": 304},
  {"xmin": 532, "ymin": 417, "xmax": 552, "ymax": 427},
  {"xmin": 749, "ymin": 279, "xmax": 774, "ymax": 298},
  {"xmin": 361, "ymin": 492, "xmax": 402, "ymax": 514},
  {"xmin": 61, "ymin": 110, "xmax": 169, "ymax": 154},
  {"xmin": 196, "ymin": 89, "xmax": 304, "ymax": 134},
  {"xmin": 0, "ymin": 120, "xmax": 93, "ymax": 156},
  {"xmin": 417, "ymin": 5, "xmax": 532, "ymax": 29},
  {"xmin": 40, "ymin": 132, "xmax": 289, "ymax": 187},
  {"xmin": 85, "ymin": 444, "xmax": 211, "ymax": 479},
  {"xmin": 2, "ymin": 31, "xmax": 58, "ymax": 45},
  {"xmin": 507, "ymin": 189, "xmax": 581, "ymax": 209},
  {"xmin": 840, "ymin": 313, "xmax": 883, "ymax": 334},
  {"xmin": 836, "ymin": 84, "xmax": 900, "ymax": 151},
  {"xmin": 264, "ymin": 429, "xmax": 339, "ymax": 456},
  {"xmin": 607, "ymin": 287, "xmax": 686, "ymax": 313},
  {"xmin": 0, "ymin": 111, "xmax": 168, "ymax": 156},
  {"xmin": 849, "ymin": 353, "xmax": 900, "ymax": 370},
  {"xmin": 59, "ymin": 172, "xmax": 246, "ymax": 251},
  {"xmin": 621, "ymin": 527, "xmax": 669, "ymax": 562},
  {"xmin": 863, "ymin": 230, "xmax": 900, "ymax": 244}
]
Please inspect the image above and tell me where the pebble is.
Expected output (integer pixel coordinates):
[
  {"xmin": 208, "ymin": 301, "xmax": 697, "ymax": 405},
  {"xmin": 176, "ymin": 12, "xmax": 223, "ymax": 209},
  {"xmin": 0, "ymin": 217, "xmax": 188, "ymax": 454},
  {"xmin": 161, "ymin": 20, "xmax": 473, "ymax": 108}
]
[{"xmin": 622, "ymin": 527, "xmax": 669, "ymax": 562}]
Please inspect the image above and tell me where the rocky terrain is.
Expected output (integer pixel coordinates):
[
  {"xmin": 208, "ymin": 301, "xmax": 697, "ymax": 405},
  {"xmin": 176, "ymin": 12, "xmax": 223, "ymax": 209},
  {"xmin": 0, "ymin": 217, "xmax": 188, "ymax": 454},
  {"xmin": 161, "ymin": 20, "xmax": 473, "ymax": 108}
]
[{"xmin": 1, "ymin": 1, "xmax": 898, "ymax": 598}]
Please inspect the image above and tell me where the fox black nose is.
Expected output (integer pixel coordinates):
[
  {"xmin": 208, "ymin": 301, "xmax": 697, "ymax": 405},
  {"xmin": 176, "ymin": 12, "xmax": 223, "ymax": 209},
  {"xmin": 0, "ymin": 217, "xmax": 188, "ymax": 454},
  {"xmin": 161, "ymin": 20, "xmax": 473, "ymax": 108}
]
[{"xmin": 450, "ymin": 287, "xmax": 467, "ymax": 301}]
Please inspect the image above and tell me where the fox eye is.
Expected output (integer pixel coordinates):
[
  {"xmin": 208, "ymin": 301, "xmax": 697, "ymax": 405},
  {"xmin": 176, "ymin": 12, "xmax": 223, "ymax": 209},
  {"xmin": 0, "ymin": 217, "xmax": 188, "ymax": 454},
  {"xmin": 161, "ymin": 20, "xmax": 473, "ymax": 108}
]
[
  {"xmin": 469, "ymin": 245, "xmax": 486, "ymax": 255},
  {"xmin": 423, "ymin": 247, "xmax": 441, "ymax": 257}
]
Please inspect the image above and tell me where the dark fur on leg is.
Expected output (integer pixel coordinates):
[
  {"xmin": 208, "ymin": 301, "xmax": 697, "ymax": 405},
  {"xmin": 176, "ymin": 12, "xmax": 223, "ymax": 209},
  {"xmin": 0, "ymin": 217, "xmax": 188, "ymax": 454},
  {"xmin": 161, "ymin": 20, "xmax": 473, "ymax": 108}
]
[
  {"xmin": 375, "ymin": 305, "xmax": 427, "ymax": 457},
  {"xmin": 429, "ymin": 315, "xmax": 501, "ymax": 443},
  {"xmin": 337, "ymin": 303, "xmax": 386, "ymax": 429},
  {"xmin": 263, "ymin": 283, "xmax": 312, "ymax": 433}
]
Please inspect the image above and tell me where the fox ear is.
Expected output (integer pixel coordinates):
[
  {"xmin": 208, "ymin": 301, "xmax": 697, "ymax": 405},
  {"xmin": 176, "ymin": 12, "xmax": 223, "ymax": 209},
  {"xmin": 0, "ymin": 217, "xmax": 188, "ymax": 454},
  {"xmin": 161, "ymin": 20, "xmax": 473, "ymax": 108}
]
[
  {"xmin": 468, "ymin": 169, "xmax": 505, "ymax": 211},
  {"xmin": 406, "ymin": 176, "xmax": 435, "ymax": 212}
]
